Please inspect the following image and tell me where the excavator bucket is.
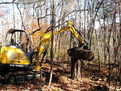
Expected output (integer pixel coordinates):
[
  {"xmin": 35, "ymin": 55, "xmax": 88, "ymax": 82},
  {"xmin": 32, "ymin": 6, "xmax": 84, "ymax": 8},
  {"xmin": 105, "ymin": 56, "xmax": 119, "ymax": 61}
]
[{"xmin": 68, "ymin": 47, "xmax": 94, "ymax": 61}]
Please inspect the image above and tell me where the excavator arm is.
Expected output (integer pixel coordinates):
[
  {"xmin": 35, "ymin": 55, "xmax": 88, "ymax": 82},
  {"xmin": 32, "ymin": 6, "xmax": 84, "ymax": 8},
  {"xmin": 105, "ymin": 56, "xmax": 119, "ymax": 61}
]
[
  {"xmin": 26, "ymin": 20, "xmax": 95, "ymax": 73},
  {"xmin": 33, "ymin": 20, "xmax": 88, "ymax": 63},
  {"xmin": 37, "ymin": 20, "xmax": 86, "ymax": 53},
  {"xmin": 55, "ymin": 25, "xmax": 85, "ymax": 46}
]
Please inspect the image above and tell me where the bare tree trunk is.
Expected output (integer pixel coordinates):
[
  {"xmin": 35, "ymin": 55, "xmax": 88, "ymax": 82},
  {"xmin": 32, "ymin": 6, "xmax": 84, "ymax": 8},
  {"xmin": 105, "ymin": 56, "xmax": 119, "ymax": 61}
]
[{"xmin": 48, "ymin": 0, "xmax": 55, "ymax": 87}]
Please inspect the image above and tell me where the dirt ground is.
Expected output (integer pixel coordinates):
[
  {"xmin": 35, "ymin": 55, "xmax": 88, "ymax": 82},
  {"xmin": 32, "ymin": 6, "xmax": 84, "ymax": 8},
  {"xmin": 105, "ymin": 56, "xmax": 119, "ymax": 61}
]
[{"xmin": 0, "ymin": 60, "xmax": 120, "ymax": 91}]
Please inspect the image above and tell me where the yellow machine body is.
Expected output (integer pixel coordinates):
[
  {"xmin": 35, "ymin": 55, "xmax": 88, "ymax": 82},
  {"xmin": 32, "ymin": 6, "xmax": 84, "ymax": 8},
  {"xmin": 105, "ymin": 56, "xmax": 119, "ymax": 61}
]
[{"xmin": 0, "ymin": 46, "xmax": 30, "ymax": 65}]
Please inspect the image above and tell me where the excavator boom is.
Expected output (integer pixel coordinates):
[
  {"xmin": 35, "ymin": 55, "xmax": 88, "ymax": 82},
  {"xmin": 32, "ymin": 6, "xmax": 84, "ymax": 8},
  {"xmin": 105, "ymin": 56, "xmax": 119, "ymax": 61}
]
[{"xmin": 35, "ymin": 20, "xmax": 86, "ymax": 54}]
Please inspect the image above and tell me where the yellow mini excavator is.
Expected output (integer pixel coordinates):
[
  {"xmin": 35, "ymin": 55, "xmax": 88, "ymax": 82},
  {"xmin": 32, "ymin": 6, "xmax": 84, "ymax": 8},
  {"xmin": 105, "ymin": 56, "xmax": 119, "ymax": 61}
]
[{"xmin": 0, "ymin": 20, "xmax": 94, "ymax": 82}]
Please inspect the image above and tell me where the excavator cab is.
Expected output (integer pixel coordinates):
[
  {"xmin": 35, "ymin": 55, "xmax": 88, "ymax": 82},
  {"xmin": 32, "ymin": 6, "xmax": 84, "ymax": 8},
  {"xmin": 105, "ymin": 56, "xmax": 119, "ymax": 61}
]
[
  {"xmin": 5, "ymin": 29, "xmax": 34, "ymax": 62},
  {"xmin": 5, "ymin": 29, "xmax": 32, "ymax": 52},
  {"xmin": 0, "ymin": 29, "xmax": 37, "ymax": 77}
]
